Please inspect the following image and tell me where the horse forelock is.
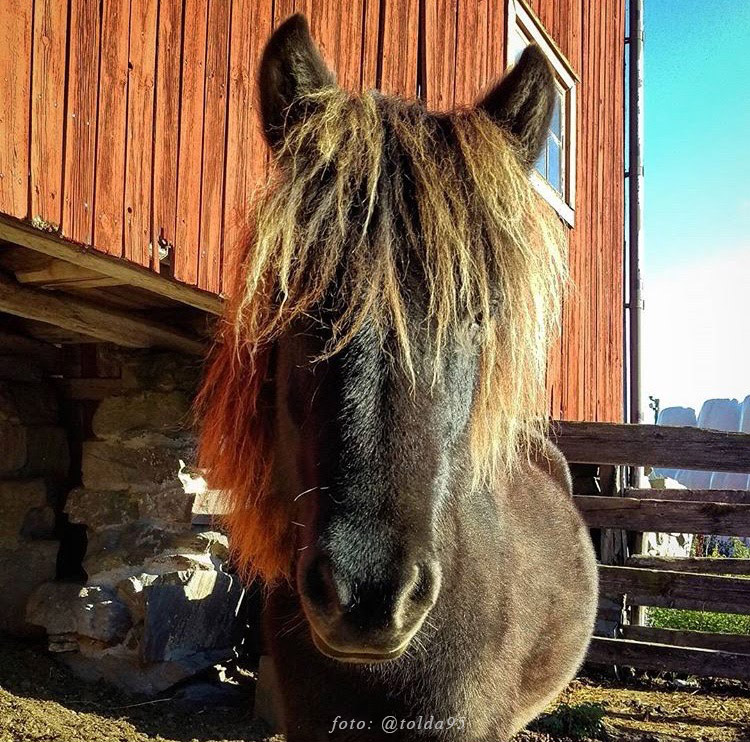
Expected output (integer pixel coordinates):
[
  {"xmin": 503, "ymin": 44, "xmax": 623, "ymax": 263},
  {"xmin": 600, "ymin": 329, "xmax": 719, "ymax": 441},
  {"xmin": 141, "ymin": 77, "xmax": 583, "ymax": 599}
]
[{"xmin": 196, "ymin": 87, "xmax": 567, "ymax": 583}]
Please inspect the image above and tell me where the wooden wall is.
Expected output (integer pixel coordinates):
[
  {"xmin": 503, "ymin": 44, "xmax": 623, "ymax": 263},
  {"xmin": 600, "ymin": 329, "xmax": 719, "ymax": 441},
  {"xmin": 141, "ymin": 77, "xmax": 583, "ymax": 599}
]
[{"xmin": 0, "ymin": 0, "xmax": 624, "ymax": 423}]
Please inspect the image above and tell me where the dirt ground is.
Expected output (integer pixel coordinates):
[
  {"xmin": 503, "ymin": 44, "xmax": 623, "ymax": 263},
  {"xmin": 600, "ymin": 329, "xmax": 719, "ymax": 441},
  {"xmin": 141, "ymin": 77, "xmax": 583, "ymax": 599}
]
[{"xmin": 1, "ymin": 638, "xmax": 749, "ymax": 742}]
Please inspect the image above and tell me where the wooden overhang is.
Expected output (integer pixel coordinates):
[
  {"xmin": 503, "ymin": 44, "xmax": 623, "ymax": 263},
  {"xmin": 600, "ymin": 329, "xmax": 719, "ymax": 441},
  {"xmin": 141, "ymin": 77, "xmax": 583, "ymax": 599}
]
[{"xmin": 0, "ymin": 216, "xmax": 223, "ymax": 355}]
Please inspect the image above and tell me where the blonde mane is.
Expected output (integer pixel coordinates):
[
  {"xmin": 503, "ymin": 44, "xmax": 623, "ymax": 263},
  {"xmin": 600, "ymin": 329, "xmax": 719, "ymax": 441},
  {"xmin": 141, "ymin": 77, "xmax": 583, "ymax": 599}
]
[{"xmin": 197, "ymin": 87, "xmax": 566, "ymax": 582}]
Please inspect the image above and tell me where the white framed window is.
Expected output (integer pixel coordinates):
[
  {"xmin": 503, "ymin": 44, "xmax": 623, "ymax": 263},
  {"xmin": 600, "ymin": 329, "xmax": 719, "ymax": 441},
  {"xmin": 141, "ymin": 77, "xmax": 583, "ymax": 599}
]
[{"xmin": 507, "ymin": 0, "xmax": 578, "ymax": 226}]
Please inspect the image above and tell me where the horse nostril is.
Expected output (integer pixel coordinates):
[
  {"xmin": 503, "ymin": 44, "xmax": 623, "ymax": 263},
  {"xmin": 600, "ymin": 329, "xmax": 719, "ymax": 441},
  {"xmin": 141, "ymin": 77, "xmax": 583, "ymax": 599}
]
[
  {"xmin": 303, "ymin": 555, "xmax": 344, "ymax": 612},
  {"xmin": 408, "ymin": 561, "xmax": 437, "ymax": 605}
]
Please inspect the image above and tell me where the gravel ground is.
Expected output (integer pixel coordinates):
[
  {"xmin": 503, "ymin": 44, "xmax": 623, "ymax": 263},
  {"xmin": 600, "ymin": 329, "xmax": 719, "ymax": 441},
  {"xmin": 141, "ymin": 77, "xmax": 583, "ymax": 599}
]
[{"xmin": 1, "ymin": 638, "xmax": 749, "ymax": 742}]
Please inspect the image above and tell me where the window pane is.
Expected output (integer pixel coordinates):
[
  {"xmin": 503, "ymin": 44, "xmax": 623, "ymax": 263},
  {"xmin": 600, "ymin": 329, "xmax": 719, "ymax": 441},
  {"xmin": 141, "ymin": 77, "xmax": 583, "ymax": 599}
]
[
  {"xmin": 547, "ymin": 136, "xmax": 562, "ymax": 193},
  {"xmin": 509, "ymin": 28, "xmax": 528, "ymax": 64},
  {"xmin": 534, "ymin": 145, "xmax": 547, "ymax": 181},
  {"xmin": 550, "ymin": 91, "xmax": 563, "ymax": 138}
]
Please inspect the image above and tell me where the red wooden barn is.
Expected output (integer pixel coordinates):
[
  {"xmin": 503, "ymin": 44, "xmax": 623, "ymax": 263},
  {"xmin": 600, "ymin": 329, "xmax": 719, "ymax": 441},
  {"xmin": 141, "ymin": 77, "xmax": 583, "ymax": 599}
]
[
  {"xmin": 0, "ymin": 0, "xmax": 629, "ymax": 692},
  {"xmin": 0, "ymin": 0, "xmax": 624, "ymax": 421}
]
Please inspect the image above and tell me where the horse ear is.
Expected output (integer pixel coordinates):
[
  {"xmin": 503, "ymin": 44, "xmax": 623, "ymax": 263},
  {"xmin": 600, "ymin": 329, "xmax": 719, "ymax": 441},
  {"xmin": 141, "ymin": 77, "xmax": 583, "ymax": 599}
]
[
  {"xmin": 477, "ymin": 45, "xmax": 555, "ymax": 168},
  {"xmin": 259, "ymin": 14, "xmax": 336, "ymax": 150}
]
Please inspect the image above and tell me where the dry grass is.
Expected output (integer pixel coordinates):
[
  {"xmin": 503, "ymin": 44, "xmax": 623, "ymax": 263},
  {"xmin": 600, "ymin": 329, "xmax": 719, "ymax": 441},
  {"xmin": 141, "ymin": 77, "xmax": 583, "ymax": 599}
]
[{"xmin": 2, "ymin": 639, "xmax": 750, "ymax": 741}]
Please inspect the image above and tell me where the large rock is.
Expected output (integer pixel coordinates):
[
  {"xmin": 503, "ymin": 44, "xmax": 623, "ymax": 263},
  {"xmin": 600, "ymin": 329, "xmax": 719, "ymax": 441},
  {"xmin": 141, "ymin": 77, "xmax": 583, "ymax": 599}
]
[
  {"xmin": 0, "ymin": 541, "xmax": 58, "ymax": 635},
  {"xmin": 65, "ymin": 485, "xmax": 195, "ymax": 530},
  {"xmin": 62, "ymin": 637, "xmax": 232, "ymax": 695},
  {"xmin": 0, "ymin": 356, "xmax": 44, "ymax": 382},
  {"xmin": 82, "ymin": 523, "xmax": 229, "ymax": 586},
  {"xmin": 142, "ymin": 570, "xmax": 244, "ymax": 663},
  {"xmin": 119, "ymin": 350, "xmax": 201, "ymax": 394},
  {"xmin": 0, "ymin": 380, "xmax": 59, "ymax": 425},
  {"xmin": 0, "ymin": 422, "xmax": 27, "ymax": 475},
  {"xmin": 0, "ymin": 424, "xmax": 69, "ymax": 479},
  {"xmin": 92, "ymin": 391, "xmax": 191, "ymax": 440},
  {"xmin": 81, "ymin": 439, "xmax": 194, "ymax": 492},
  {"xmin": 27, "ymin": 582, "xmax": 131, "ymax": 643},
  {"xmin": 0, "ymin": 479, "xmax": 51, "ymax": 548}
]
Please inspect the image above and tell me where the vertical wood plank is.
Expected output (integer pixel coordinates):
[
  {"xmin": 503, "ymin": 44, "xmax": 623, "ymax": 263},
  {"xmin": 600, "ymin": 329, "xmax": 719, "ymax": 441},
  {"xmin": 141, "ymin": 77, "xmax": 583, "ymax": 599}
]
[
  {"xmin": 94, "ymin": 0, "xmax": 129, "ymax": 256},
  {"xmin": 62, "ymin": 0, "xmax": 101, "ymax": 245},
  {"xmin": 297, "ymin": 0, "xmax": 365, "ymax": 92},
  {"xmin": 0, "ymin": 1, "xmax": 33, "ymax": 219},
  {"xmin": 274, "ymin": 0, "xmax": 297, "ymax": 25},
  {"xmin": 30, "ymin": 0, "xmax": 67, "ymax": 227},
  {"xmin": 485, "ymin": 0, "xmax": 506, "ymax": 85},
  {"xmin": 124, "ymin": 0, "xmax": 158, "ymax": 267},
  {"xmin": 152, "ymin": 0, "xmax": 184, "ymax": 271},
  {"xmin": 454, "ymin": 0, "xmax": 490, "ymax": 106},
  {"xmin": 174, "ymin": 0, "xmax": 209, "ymax": 284},
  {"xmin": 197, "ymin": 0, "xmax": 231, "ymax": 294},
  {"xmin": 360, "ymin": 0, "xmax": 381, "ymax": 90},
  {"xmin": 379, "ymin": 0, "xmax": 419, "ymax": 97},
  {"xmin": 222, "ymin": 0, "xmax": 273, "ymax": 291},
  {"xmin": 424, "ymin": 0, "xmax": 458, "ymax": 111}
]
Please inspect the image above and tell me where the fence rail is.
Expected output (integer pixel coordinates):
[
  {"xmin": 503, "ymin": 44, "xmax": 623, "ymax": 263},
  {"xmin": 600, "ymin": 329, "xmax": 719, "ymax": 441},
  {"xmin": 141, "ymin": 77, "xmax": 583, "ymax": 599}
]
[
  {"xmin": 587, "ymin": 637, "xmax": 750, "ymax": 682},
  {"xmin": 574, "ymin": 494, "xmax": 750, "ymax": 536},
  {"xmin": 555, "ymin": 420, "xmax": 750, "ymax": 680},
  {"xmin": 554, "ymin": 421, "xmax": 750, "ymax": 472},
  {"xmin": 625, "ymin": 555, "xmax": 750, "ymax": 574}
]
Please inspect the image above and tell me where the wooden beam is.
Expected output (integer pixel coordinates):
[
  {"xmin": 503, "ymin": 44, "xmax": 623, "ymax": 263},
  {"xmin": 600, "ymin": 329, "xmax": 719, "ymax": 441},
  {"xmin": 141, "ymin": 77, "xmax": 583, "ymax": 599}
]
[
  {"xmin": 0, "ymin": 216, "xmax": 223, "ymax": 314},
  {"xmin": 575, "ymin": 495, "xmax": 750, "ymax": 537},
  {"xmin": 626, "ymin": 488, "xmax": 750, "ymax": 505},
  {"xmin": 15, "ymin": 261, "xmax": 125, "ymax": 289},
  {"xmin": 553, "ymin": 421, "xmax": 750, "ymax": 473},
  {"xmin": 587, "ymin": 636, "xmax": 750, "ymax": 681},
  {"xmin": 598, "ymin": 564, "xmax": 750, "ymax": 614},
  {"xmin": 0, "ymin": 271, "xmax": 204, "ymax": 355},
  {"xmin": 621, "ymin": 624, "xmax": 750, "ymax": 654},
  {"xmin": 626, "ymin": 555, "xmax": 750, "ymax": 575}
]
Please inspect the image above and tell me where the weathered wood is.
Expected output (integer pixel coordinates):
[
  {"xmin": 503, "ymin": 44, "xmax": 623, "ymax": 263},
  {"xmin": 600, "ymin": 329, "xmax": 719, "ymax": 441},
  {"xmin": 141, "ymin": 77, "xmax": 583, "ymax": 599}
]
[
  {"xmin": 0, "ymin": 217, "xmax": 222, "ymax": 314},
  {"xmin": 174, "ymin": 0, "xmax": 209, "ymax": 285},
  {"xmin": 0, "ymin": 1, "xmax": 32, "ymax": 219},
  {"xmin": 124, "ymin": 0, "xmax": 158, "ymax": 268},
  {"xmin": 94, "ymin": 0, "xmax": 130, "ymax": 256},
  {"xmin": 626, "ymin": 488, "xmax": 750, "ymax": 505},
  {"xmin": 626, "ymin": 555, "xmax": 750, "ymax": 575},
  {"xmin": 0, "ymin": 271, "xmax": 203, "ymax": 355},
  {"xmin": 197, "ymin": 0, "xmax": 230, "ymax": 293},
  {"xmin": 621, "ymin": 625, "xmax": 750, "ymax": 655},
  {"xmin": 423, "ymin": 0, "xmax": 458, "ymax": 110},
  {"xmin": 587, "ymin": 636, "xmax": 750, "ymax": 681},
  {"xmin": 598, "ymin": 564, "xmax": 750, "ymax": 614},
  {"xmin": 152, "ymin": 0, "xmax": 184, "ymax": 271},
  {"xmin": 15, "ymin": 262, "xmax": 123, "ymax": 289},
  {"xmin": 223, "ymin": 0, "xmax": 272, "ymax": 289},
  {"xmin": 575, "ymin": 495, "xmax": 750, "ymax": 537},
  {"xmin": 378, "ymin": 0, "xmax": 419, "ymax": 96},
  {"xmin": 30, "ymin": 0, "xmax": 68, "ymax": 227},
  {"xmin": 62, "ymin": 0, "xmax": 100, "ymax": 245},
  {"xmin": 554, "ymin": 421, "xmax": 750, "ymax": 473}
]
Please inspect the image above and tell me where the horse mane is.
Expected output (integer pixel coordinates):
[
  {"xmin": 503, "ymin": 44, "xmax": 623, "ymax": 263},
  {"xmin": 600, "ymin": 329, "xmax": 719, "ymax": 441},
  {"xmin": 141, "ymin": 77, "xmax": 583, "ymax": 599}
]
[{"xmin": 196, "ymin": 87, "xmax": 566, "ymax": 583}]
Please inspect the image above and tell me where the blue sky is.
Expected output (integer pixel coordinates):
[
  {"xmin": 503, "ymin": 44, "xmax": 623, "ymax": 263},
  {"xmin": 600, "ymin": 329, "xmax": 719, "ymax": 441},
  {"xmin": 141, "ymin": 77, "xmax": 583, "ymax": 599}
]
[{"xmin": 641, "ymin": 0, "xmax": 750, "ymax": 413}]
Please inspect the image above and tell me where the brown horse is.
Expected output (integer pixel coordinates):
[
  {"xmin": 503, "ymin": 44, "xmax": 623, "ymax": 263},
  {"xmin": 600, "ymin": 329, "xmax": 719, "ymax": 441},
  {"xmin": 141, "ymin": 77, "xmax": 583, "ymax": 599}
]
[{"xmin": 198, "ymin": 15, "xmax": 597, "ymax": 742}]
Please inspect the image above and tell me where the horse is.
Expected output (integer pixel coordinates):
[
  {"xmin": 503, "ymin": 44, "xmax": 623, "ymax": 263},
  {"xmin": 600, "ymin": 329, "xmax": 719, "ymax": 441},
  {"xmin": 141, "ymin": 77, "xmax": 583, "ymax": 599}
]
[{"xmin": 197, "ymin": 14, "xmax": 597, "ymax": 742}]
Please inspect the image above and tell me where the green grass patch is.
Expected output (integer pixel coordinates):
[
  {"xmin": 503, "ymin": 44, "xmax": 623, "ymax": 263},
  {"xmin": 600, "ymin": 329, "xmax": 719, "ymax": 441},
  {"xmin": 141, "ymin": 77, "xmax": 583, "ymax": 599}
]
[
  {"xmin": 647, "ymin": 607, "xmax": 750, "ymax": 634},
  {"xmin": 647, "ymin": 539, "xmax": 750, "ymax": 635},
  {"xmin": 531, "ymin": 702, "xmax": 608, "ymax": 740}
]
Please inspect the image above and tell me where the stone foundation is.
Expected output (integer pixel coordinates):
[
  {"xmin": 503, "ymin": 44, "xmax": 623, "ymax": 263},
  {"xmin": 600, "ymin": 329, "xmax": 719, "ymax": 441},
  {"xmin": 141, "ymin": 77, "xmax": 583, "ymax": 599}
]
[
  {"xmin": 24, "ymin": 347, "xmax": 248, "ymax": 695},
  {"xmin": 0, "ymin": 356, "xmax": 68, "ymax": 635}
]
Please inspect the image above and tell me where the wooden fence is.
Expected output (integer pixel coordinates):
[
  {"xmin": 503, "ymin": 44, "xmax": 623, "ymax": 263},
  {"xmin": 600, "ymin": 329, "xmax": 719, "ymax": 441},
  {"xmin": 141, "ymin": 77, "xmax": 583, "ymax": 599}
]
[{"xmin": 554, "ymin": 421, "xmax": 750, "ymax": 681}]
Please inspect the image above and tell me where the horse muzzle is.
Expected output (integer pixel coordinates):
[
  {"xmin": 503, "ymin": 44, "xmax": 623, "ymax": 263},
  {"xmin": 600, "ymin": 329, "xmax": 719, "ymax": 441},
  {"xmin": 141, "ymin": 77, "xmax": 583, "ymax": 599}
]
[{"xmin": 298, "ymin": 552, "xmax": 440, "ymax": 664}]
